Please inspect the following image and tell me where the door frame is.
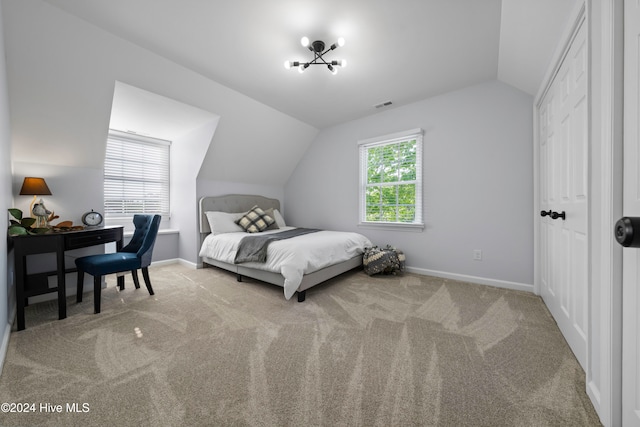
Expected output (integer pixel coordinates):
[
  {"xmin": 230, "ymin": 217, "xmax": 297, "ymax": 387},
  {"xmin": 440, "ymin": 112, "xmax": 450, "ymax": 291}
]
[{"xmin": 590, "ymin": 1, "xmax": 623, "ymax": 426}]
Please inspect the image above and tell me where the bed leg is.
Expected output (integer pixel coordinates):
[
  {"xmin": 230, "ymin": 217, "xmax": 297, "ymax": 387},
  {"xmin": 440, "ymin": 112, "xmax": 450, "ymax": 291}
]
[
  {"xmin": 297, "ymin": 290, "xmax": 306, "ymax": 302},
  {"xmin": 237, "ymin": 274, "xmax": 242, "ymax": 282}
]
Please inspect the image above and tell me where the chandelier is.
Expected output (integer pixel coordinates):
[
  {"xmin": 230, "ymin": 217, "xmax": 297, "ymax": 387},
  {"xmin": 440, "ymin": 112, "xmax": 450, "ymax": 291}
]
[{"xmin": 284, "ymin": 36, "xmax": 347, "ymax": 75}]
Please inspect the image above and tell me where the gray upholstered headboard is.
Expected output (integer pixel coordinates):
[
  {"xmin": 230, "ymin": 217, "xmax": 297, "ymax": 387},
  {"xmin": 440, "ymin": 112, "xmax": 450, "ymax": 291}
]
[{"xmin": 199, "ymin": 194, "xmax": 281, "ymax": 234}]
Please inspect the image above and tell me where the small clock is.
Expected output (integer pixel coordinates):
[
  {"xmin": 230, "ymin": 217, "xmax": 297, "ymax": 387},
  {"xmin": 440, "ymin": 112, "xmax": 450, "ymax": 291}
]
[{"xmin": 82, "ymin": 210, "xmax": 104, "ymax": 227}]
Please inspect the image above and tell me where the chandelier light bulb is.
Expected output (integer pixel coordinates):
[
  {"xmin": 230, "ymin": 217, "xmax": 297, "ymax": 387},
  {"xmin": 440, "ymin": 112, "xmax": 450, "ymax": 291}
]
[
  {"xmin": 300, "ymin": 36, "xmax": 310, "ymax": 47},
  {"xmin": 284, "ymin": 60, "xmax": 292, "ymax": 69},
  {"xmin": 338, "ymin": 37, "xmax": 345, "ymax": 47},
  {"xmin": 298, "ymin": 64, "xmax": 306, "ymax": 73},
  {"xmin": 339, "ymin": 59, "xmax": 347, "ymax": 68},
  {"xmin": 331, "ymin": 66, "xmax": 338, "ymax": 75}
]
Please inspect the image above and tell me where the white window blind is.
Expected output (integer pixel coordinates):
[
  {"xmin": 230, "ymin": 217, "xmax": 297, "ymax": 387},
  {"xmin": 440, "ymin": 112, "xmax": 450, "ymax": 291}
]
[
  {"xmin": 358, "ymin": 128, "xmax": 423, "ymax": 228},
  {"xmin": 104, "ymin": 130, "xmax": 170, "ymax": 217}
]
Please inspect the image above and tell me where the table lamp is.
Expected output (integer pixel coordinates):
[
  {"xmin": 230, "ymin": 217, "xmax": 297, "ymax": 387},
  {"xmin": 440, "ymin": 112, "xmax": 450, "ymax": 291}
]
[{"xmin": 19, "ymin": 177, "xmax": 52, "ymax": 219}]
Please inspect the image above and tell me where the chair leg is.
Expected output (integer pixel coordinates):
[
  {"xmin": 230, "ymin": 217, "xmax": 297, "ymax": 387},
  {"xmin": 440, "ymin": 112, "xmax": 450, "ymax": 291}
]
[
  {"xmin": 77, "ymin": 269, "xmax": 84, "ymax": 303},
  {"xmin": 141, "ymin": 267, "xmax": 155, "ymax": 295},
  {"xmin": 117, "ymin": 275, "xmax": 125, "ymax": 291},
  {"xmin": 131, "ymin": 270, "xmax": 141, "ymax": 289},
  {"xmin": 93, "ymin": 275, "xmax": 102, "ymax": 314}
]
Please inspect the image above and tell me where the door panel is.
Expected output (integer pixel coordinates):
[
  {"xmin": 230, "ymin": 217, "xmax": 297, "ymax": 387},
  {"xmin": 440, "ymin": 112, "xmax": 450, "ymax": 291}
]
[{"xmin": 538, "ymin": 18, "xmax": 588, "ymax": 369}]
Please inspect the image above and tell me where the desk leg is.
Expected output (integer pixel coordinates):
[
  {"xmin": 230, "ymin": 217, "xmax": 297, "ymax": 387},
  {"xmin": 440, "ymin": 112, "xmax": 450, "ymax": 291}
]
[
  {"xmin": 57, "ymin": 247, "xmax": 66, "ymax": 320},
  {"xmin": 116, "ymin": 237, "xmax": 124, "ymax": 290},
  {"xmin": 15, "ymin": 254, "xmax": 26, "ymax": 331}
]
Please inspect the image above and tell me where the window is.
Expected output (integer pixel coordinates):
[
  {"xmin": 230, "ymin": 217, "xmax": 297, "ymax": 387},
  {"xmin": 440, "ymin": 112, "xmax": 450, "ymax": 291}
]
[
  {"xmin": 358, "ymin": 128, "xmax": 423, "ymax": 229},
  {"xmin": 104, "ymin": 130, "xmax": 170, "ymax": 217}
]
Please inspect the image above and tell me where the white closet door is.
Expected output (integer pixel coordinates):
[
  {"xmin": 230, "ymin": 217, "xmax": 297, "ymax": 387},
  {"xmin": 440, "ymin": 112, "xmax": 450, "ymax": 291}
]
[{"xmin": 538, "ymin": 17, "xmax": 588, "ymax": 369}]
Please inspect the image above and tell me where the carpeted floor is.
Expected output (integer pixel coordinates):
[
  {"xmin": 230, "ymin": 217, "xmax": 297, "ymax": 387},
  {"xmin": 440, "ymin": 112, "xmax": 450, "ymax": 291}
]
[{"xmin": 0, "ymin": 263, "xmax": 601, "ymax": 426}]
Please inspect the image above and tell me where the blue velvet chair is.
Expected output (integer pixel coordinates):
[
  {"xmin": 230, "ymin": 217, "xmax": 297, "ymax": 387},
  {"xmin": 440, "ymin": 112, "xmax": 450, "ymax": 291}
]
[{"xmin": 76, "ymin": 214, "xmax": 161, "ymax": 313}]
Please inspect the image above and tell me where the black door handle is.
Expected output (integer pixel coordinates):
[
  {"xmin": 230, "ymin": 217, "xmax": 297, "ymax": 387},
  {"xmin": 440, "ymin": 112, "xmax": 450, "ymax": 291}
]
[
  {"xmin": 615, "ymin": 217, "xmax": 640, "ymax": 247},
  {"xmin": 541, "ymin": 210, "xmax": 565, "ymax": 220}
]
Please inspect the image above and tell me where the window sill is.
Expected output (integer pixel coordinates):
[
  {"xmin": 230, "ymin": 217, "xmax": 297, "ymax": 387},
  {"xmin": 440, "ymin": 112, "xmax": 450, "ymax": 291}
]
[
  {"xmin": 124, "ymin": 228, "xmax": 179, "ymax": 238},
  {"xmin": 358, "ymin": 222, "xmax": 424, "ymax": 232}
]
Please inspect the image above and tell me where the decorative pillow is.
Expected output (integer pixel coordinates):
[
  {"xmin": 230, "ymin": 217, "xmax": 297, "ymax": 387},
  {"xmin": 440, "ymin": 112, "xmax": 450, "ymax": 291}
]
[
  {"xmin": 235, "ymin": 205, "xmax": 275, "ymax": 233},
  {"xmin": 363, "ymin": 245, "xmax": 405, "ymax": 276},
  {"xmin": 264, "ymin": 208, "xmax": 280, "ymax": 230},
  {"xmin": 205, "ymin": 211, "xmax": 245, "ymax": 235},
  {"xmin": 273, "ymin": 209, "xmax": 286, "ymax": 228}
]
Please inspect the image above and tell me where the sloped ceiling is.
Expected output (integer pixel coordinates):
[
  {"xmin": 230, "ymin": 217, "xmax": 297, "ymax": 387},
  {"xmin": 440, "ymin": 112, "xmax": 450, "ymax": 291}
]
[
  {"xmin": 4, "ymin": 0, "xmax": 579, "ymax": 188},
  {"xmin": 41, "ymin": 0, "xmax": 578, "ymax": 130},
  {"xmin": 499, "ymin": 0, "xmax": 579, "ymax": 95}
]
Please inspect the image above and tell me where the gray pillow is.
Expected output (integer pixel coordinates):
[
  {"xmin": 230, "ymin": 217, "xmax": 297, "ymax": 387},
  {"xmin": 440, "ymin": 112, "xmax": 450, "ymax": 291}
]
[{"xmin": 235, "ymin": 205, "xmax": 275, "ymax": 233}]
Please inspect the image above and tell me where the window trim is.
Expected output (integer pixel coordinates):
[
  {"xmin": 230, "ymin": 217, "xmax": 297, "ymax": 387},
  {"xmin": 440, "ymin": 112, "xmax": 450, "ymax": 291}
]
[
  {"xmin": 104, "ymin": 129, "xmax": 171, "ymax": 219},
  {"xmin": 358, "ymin": 128, "xmax": 424, "ymax": 230}
]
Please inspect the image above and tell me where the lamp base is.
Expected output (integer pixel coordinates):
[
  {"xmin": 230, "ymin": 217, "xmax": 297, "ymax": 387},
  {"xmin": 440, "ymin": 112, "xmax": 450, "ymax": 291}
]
[
  {"xmin": 34, "ymin": 215, "xmax": 49, "ymax": 229},
  {"xmin": 29, "ymin": 195, "xmax": 37, "ymax": 218}
]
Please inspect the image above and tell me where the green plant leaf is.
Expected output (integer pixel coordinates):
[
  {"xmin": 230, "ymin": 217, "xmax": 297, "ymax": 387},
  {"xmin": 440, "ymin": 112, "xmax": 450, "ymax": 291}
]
[
  {"xmin": 8, "ymin": 225, "xmax": 28, "ymax": 236},
  {"xmin": 30, "ymin": 227, "xmax": 50, "ymax": 234},
  {"xmin": 20, "ymin": 218, "xmax": 36, "ymax": 228},
  {"xmin": 8, "ymin": 208, "xmax": 22, "ymax": 221}
]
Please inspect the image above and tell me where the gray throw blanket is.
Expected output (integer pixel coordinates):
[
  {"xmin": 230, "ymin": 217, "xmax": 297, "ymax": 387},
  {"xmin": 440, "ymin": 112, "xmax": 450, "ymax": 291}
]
[{"xmin": 234, "ymin": 228, "xmax": 321, "ymax": 264}]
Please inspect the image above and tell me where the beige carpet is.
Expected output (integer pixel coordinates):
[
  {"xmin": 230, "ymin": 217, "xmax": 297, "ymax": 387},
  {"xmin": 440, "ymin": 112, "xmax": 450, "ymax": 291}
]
[{"xmin": 0, "ymin": 264, "xmax": 601, "ymax": 426}]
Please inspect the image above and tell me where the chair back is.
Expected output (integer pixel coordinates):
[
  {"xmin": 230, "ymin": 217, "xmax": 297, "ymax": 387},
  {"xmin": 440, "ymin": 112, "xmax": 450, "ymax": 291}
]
[{"xmin": 121, "ymin": 214, "xmax": 161, "ymax": 267}]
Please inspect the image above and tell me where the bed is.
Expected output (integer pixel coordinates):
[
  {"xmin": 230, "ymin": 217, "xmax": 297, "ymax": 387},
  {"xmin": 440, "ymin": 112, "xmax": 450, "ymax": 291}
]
[{"xmin": 198, "ymin": 194, "xmax": 372, "ymax": 302}]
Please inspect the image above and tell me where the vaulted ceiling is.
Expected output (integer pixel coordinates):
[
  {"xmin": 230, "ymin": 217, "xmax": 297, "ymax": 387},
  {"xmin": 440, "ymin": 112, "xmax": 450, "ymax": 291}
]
[{"xmin": 41, "ymin": 0, "xmax": 578, "ymax": 131}]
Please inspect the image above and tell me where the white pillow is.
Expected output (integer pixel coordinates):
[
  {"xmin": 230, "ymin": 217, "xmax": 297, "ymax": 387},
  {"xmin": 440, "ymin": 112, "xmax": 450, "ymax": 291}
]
[
  {"xmin": 273, "ymin": 209, "xmax": 286, "ymax": 228},
  {"xmin": 205, "ymin": 211, "xmax": 245, "ymax": 235}
]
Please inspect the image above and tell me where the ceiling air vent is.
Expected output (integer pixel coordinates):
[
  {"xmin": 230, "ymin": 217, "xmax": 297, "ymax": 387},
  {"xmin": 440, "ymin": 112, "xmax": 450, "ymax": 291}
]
[{"xmin": 374, "ymin": 100, "xmax": 393, "ymax": 109}]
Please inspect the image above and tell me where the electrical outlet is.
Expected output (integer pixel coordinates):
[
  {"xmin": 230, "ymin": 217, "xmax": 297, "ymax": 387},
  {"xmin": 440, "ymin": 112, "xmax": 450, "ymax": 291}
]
[{"xmin": 473, "ymin": 249, "xmax": 482, "ymax": 261}]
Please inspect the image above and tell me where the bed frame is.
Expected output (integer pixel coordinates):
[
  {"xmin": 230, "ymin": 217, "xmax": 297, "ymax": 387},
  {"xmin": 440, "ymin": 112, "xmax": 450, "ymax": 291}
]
[{"xmin": 198, "ymin": 194, "xmax": 363, "ymax": 302}]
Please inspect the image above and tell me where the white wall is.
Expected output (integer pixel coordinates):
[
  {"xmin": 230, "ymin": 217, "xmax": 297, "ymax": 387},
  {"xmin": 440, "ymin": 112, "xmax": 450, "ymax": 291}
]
[
  {"xmin": 2, "ymin": 0, "xmax": 317, "ymax": 186},
  {"xmin": 285, "ymin": 80, "xmax": 534, "ymax": 288},
  {"xmin": 0, "ymin": 0, "xmax": 13, "ymax": 373},
  {"xmin": 171, "ymin": 120, "xmax": 219, "ymax": 265},
  {"xmin": 2, "ymin": 0, "xmax": 318, "ymax": 269}
]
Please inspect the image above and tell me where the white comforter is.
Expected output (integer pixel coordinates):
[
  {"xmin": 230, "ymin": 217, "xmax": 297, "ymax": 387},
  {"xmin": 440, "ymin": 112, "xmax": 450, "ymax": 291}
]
[{"xmin": 198, "ymin": 227, "xmax": 372, "ymax": 299}]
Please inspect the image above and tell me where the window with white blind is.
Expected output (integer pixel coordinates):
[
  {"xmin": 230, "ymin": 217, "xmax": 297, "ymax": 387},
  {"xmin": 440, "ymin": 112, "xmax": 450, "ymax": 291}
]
[
  {"xmin": 104, "ymin": 130, "xmax": 170, "ymax": 217},
  {"xmin": 358, "ymin": 128, "xmax": 424, "ymax": 230}
]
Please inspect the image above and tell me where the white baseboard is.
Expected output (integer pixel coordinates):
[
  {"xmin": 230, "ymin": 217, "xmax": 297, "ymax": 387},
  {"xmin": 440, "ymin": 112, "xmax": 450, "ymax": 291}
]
[
  {"xmin": 177, "ymin": 258, "xmax": 198, "ymax": 269},
  {"xmin": 149, "ymin": 258, "xmax": 179, "ymax": 268},
  {"xmin": 150, "ymin": 258, "xmax": 198, "ymax": 269},
  {"xmin": 405, "ymin": 266, "xmax": 534, "ymax": 293}
]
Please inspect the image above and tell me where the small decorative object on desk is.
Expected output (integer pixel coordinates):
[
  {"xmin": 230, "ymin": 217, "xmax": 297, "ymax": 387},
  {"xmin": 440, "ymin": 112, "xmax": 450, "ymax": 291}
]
[
  {"xmin": 32, "ymin": 199, "xmax": 51, "ymax": 228},
  {"xmin": 50, "ymin": 221, "xmax": 84, "ymax": 232},
  {"xmin": 363, "ymin": 245, "xmax": 405, "ymax": 276},
  {"xmin": 82, "ymin": 209, "xmax": 103, "ymax": 227}
]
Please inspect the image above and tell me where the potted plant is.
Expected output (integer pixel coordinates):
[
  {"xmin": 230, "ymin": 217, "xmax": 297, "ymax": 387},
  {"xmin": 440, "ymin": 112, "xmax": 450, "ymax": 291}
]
[{"xmin": 7, "ymin": 208, "xmax": 49, "ymax": 236}]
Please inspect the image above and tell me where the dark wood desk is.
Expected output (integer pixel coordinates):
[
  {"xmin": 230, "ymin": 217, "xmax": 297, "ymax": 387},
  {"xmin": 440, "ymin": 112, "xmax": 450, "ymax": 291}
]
[{"xmin": 12, "ymin": 226, "xmax": 123, "ymax": 331}]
